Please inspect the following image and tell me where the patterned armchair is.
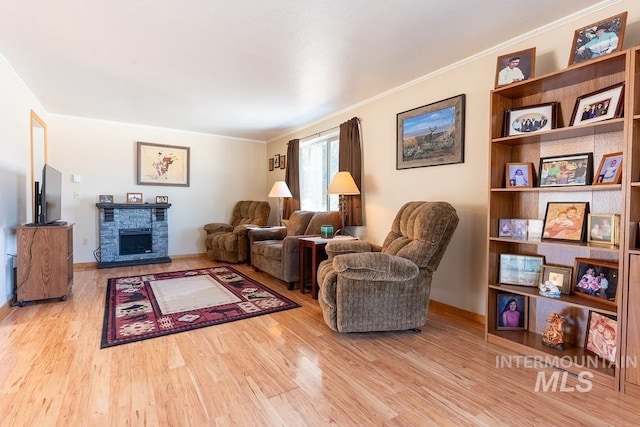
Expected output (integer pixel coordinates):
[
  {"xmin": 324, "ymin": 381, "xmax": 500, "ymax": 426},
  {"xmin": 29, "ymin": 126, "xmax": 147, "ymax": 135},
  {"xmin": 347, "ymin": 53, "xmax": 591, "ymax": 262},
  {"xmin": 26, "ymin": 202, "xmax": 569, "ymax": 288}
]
[
  {"xmin": 317, "ymin": 201, "xmax": 459, "ymax": 332},
  {"xmin": 203, "ymin": 200, "xmax": 271, "ymax": 263}
]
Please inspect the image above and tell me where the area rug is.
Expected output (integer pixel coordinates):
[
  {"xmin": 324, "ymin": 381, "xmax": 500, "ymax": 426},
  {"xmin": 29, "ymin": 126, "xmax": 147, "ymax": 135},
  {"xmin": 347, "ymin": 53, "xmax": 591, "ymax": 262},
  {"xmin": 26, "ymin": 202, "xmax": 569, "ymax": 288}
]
[{"xmin": 101, "ymin": 266, "xmax": 299, "ymax": 348}]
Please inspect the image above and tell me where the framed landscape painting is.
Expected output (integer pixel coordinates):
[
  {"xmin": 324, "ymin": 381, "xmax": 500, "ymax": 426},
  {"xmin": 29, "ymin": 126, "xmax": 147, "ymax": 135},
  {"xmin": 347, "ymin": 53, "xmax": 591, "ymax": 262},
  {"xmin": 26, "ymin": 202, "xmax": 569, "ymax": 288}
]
[{"xmin": 397, "ymin": 94, "xmax": 465, "ymax": 169}]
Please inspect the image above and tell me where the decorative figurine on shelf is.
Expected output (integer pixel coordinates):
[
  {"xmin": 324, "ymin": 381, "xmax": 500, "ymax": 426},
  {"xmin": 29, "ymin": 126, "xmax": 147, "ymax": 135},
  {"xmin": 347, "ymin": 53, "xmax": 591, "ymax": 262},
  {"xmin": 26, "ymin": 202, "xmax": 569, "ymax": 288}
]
[
  {"xmin": 542, "ymin": 313, "xmax": 565, "ymax": 351},
  {"xmin": 539, "ymin": 280, "xmax": 561, "ymax": 298}
]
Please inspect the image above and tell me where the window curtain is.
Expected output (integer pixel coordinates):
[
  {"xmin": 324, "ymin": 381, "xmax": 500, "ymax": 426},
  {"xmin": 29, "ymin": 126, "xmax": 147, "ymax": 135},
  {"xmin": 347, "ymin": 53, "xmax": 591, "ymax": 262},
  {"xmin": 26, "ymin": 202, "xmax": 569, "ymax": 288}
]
[
  {"xmin": 283, "ymin": 138, "xmax": 300, "ymax": 219},
  {"xmin": 339, "ymin": 117, "xmax": 363, "ymax": 226}
]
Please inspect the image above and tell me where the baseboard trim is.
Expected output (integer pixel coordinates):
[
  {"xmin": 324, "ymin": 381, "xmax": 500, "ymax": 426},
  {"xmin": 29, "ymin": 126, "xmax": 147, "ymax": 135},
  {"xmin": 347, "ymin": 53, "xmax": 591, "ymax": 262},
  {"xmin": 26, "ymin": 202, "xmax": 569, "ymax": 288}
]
[{"xmin": 429, "ymin": 299, "xmax": 485, "ymax": 326}]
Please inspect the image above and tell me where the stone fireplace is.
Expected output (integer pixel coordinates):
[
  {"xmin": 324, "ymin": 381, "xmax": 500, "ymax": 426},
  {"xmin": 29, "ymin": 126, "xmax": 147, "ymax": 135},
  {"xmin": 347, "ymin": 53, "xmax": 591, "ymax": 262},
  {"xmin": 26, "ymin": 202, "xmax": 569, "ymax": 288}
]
[{"xmin": 96, "ymin": 203, "xmax": 171, "ymax": 268}]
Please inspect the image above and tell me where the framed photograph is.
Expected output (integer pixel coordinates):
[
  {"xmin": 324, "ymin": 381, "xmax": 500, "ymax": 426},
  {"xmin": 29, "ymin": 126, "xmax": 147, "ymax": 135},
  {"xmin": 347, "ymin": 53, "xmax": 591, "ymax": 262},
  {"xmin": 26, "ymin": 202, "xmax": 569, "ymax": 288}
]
[
  {"xmin": 511, "ymin": 219, "xmax": 527, "ymax": 240},
  {"xmin": 585, "ymin": 311, "xmax": 617, "ymax": 364},
  {"xmin": 499, "ymin": 254, "xmax": 544, "ymax": 287},
  {"xmin": 542, "ymin": 202, "xmax": 589, "ymax": 242},
  {"xmin": 126, "ymin": 192, "xmax": 143, "ymax": 204},
  {"xmin": 527, "ymin": 219, "xmax": 543, "ymax": 241},
  {"xmin": 495, "ymin": 47, "xmax": 536, "ymax": 88},
  {"xmin": 573, "ymin": 257, "xmax": 618, "ymax": 306},
  {"xmin": 570, "ymin": 83, "xmax": 624, "ymax": 127},
  {"xmin": 99, "ymin": 194, "xmax": 114, "ymax": 204},
  {"xmin": 541, "ymin": 264, "xmax": 572, "ymax": 294},
  {"xmin": 396, "ymin": 94, "xmax": 465, "ymax": 169},
  {"xmin": 593, "ymin": 152, "xmax": 623, "ymax": 185},
  {"xmin": 156, "ymin": 196, "xmax": 169, "ymax": 204},
  {"xmin": 269, "ymin": 158, "xmax": 274, "ymax": 171},
  {"xmin": 588, "ymin": 214, "xmax": 620, "ymax": 246},
  {"xmin": 137, "ymin": 141, "xmax": 190, "ymax": 187},
  {"xmin": 569, "ymin": 12, "xmax": 627, "ymax": 66},
  {"xmin": 505, "ymin": 162, "xmax": 534, "ymax": 188},
  {"xmin": 499, "ymin": 219, "xmax": 512, "ymax": 238},
  {"xmin": 503, "ymin": 102, "xmax": 557, "ymax": 137},
  {"xmin": 538, "ymin": 153, "xmax": 593, "ymax": 187},
  {"xmin": 274, "ymin": 154, "xmax": 280, "ymax": 169},
  {"xmin": 280, "ymin": 154, "xmax": 286, "ymax": 169},
  {"xmin": 496, "ymin": 293, "xmax": 528, "ymax": 330}
]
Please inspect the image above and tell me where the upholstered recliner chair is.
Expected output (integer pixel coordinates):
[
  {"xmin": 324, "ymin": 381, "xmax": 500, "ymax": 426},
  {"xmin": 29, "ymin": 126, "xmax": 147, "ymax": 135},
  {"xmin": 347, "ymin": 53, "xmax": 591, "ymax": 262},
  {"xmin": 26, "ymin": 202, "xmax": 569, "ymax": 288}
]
[
  {"xmin": 317, "ymin": 201, "xmax": 459, "ymax": 333},
  {"xmin": 250, "ymin": 210, "xmax": 342, "ymax": 289},
  {"xmin": 203, "ymin": 200, "xmax": 271, "ymax": 263}
]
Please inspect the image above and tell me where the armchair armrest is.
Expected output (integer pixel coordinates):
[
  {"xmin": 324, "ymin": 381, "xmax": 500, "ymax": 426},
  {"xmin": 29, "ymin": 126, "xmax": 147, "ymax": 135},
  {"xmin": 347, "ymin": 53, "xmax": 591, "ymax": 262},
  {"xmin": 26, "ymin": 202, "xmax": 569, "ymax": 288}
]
[
  {"xmin": 325, "ymin": 239, "xmax": 372, "ymax": 259},
  {"xmin": 248, "ymin": 227, "xmax": 287, "ymax": 242},
  {"xmin": 333, "ymin": 252, "xmax": 418, "ymax": 281},
  {"xmin": 203, "ymin": 222, "xmax": 233, "ymax": 235}
]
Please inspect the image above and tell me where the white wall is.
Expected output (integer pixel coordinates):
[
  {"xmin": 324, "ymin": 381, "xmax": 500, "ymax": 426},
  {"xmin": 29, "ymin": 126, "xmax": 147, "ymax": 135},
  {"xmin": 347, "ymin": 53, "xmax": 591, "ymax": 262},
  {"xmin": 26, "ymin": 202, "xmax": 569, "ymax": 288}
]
[
  {"xmin": 266, "ymin": 1, "xmax": 640, "ymax": 315},
  {"xmin": 0, "ymin": 54, "xmax": 47, "ymax": 306},
  {"xmin": 47, "ymin": 115, "xmax": 267, "ymax": 263}
]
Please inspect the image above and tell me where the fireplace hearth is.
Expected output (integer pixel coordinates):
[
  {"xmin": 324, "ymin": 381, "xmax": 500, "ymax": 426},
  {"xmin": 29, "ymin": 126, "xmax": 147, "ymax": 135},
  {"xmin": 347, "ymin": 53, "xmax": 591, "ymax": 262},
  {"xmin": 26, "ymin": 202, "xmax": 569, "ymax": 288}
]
[{"xmin": 96, "ymin": 203, "xmax": 172, "ymax": 268}]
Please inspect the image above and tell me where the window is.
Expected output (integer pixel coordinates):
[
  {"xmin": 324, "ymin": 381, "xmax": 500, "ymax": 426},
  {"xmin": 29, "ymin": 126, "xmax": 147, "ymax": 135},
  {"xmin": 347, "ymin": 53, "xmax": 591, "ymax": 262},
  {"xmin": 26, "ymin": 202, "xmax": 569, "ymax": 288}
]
[{"xmin": 299, "ymin": 129, "xmax": 339, "ymax": 211}]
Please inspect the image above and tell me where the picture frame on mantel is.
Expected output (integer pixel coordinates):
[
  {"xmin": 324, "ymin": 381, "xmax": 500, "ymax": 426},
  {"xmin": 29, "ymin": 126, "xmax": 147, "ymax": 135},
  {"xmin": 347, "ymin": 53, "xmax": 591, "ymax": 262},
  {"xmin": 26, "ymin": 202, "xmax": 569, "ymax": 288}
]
[{"xmin": 137, "ymin": 141, "xmax": 190, "ymax": 187}]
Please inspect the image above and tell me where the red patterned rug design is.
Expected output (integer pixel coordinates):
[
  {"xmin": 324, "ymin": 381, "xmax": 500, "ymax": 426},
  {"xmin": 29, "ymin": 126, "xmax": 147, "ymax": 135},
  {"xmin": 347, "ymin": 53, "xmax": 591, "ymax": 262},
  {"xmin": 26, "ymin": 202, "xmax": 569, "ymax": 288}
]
[{"xmin": 101, "ymin": 266, "xmax": 299, "ymax": 348}]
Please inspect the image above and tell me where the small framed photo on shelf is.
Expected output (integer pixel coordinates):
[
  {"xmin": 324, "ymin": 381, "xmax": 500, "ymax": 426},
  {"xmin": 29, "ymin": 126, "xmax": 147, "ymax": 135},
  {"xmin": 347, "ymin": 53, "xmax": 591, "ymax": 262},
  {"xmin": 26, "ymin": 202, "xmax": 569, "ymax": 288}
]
[
  {"xmin": 585, "ymin": 311, "xmax": 618, "ymax": 364},
  {"xmin": 570, "ymin": 83, "xmax": 625, "ymax": 127},
  {"xmin": 538, "ymin": 153, "xmax": 593, "ymax": 187},
  {"xmin": 496, "ymin": 293, "xmax": 528, "ymax": 330},
  {"xmin": 156, "ymin": 196, "xmax": 169, "ymax": 204},
  {"xmin": 568, "ymin": 12, "xmax": 627, "ymax": 66},
  {"xmin": 499, "ymin": 219, "xmax": 512, "ymax": 238},
  {"xmin": 505, "ymin": 162, "xmax": 534, "ymax": 188},
  {"xmin": 126, "ymin": 192, "xmax": 143, "ymax": 204},
  {"xmin": 588, "ymin": 213, "xmax": 620, "ymax": 246},
  {"xmin": 99, "ymin": 194, "xmax": 114, "ymax": 204},
  {"xmin": 499, "ymin": 254, "xmax": 544, "ymax": 287},
  {"xmin": 593, "ymin": 152, "xmax": 623, "ymax": 185},
  {"xmin": 542, "ymin": 202, "xmax": 589, "ymax": 242},
  {"xmin": 495, "ymin": 47, "xmax": 536, "ymax": 88},
  {"xmin": 541, "ymin": 264, "xmax": 573, "ymax": 294},
  {"xmin": 573, "ymin": 257, "xmax": 618, "ymax": 307},
  {"xmin": 511, "ymin": 219, "xmax": 527, "ymax": 240},
  {"xmin": 503, "ymin": 102, "xmax": 557, "ymax": 137},
  {"xmin": 527, "ymin": 219, "xmax": 543, "ymax": 241}
]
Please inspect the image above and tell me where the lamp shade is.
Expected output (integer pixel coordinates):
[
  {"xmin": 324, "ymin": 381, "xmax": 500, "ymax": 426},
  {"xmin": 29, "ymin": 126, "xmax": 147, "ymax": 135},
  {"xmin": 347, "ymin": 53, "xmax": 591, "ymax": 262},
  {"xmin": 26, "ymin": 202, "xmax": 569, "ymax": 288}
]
[
  {"xmin": 327, "ymin": 171, "xmax": 360, "ymax": 195},
  {"xmin": 268, "ymin": 181, "xmax": 292, "ymax": 198}
]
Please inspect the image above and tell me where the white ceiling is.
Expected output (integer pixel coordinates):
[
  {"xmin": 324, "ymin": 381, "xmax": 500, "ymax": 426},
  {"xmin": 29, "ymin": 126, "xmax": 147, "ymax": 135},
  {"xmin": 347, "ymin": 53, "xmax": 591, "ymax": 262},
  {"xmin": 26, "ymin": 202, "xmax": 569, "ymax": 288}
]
[{"xmin": 0, "ymin": 0, "xmax": 608, "ymax": 141}]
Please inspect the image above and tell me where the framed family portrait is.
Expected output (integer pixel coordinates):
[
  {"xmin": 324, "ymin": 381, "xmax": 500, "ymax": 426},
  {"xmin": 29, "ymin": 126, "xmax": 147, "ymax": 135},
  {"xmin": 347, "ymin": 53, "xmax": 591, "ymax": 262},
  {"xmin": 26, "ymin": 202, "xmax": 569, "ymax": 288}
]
[
  {"xmin": 495, "ymin": 47, "xmax": 536, "ymax": 88},
  {"xmin": 496, "ymin": 293, "xmax": 528, "ymax": 330},
  {"xmin": 503, "ymin": 102, "xmax": 557, "ymax": 137},
  {"xmin": 541, "ymin": 264, "xmax": 573, "ymax": 294},
  {"xmin": 498, "ymin": 253, "xmax": 544, "ymax": 287},
  {"xmin": 126, "ymin": 192, "xmax": 143, "ymax": 204},
  {"xmin": 396, "ymin": 94, "xmax": 465, "ymax": 169},
  {"xmin": 99, "ymin": 194, "xmax": 114, "ymax": 204},
  {"xmin": 569, "ymin": 12, "xmax": 627, "ymax": 66},
  {"xmin": 505, "ymin": 163, "xmax": 534, "ymax": 188},
  {"xmin": 570, "ymin": 83, "xmax": 624, "ymax": 127},
  {"xmin": 542, "ymin": 202, "xmax": 589, "ymax": 242},
  {"xmin": 588, "ymin": 213, "xmax": 620, "ymax": 246},
  {"xmin": 594, "ymin": 152, "xmax": 623, "ymax": 185},
  {"xmin": 538, "ymin": 153, "xmax": 593, "ymax": 187},
  {"xmin": 585, "ymin": 311, "xmax": 617, "ymax": 364},
  {"xmin": 155, "ymin": 196, "xmax": 169, "ymax": 204},
  {"xmin": 499, "ymin": 219, "xmax": 512, "ymax": 237},
  {"xmin": 137, "ymin": 141, "xmax": 190, "ymax": 187},
  {"xmin": 573, "ymin": 257, "xmax": 618, "ymax": 307}
]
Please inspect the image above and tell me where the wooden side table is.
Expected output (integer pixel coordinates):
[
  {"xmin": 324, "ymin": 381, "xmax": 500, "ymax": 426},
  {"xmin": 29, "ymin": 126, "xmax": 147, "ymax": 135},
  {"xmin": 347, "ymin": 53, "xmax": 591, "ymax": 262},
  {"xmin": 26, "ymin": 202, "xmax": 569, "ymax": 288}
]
[{"xmin": 298, "ymin": 236, "xmax": 330, "ymax": 299}]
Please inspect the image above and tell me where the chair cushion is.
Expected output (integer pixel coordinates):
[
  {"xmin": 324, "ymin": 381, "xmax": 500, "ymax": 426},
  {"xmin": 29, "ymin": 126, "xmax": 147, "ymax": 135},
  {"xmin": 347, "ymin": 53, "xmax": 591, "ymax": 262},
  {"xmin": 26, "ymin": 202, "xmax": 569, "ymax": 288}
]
[
  {"xmin": 252, "ymin": 240, "xmax": 283, "ymax": 261},
  {"xmin": 305, "ymin": 211, "xmax": 341, "ymax": 235},
  {"xmin": 286, "ymin": 211, "xmax": 315, "ymax": 236}
]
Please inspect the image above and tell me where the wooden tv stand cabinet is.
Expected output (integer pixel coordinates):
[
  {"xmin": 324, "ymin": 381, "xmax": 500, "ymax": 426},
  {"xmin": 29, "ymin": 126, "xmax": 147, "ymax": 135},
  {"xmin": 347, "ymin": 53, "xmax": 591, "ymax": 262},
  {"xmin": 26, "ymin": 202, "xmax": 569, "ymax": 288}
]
[{"xmin": 15, "ymin": 223, "xmax": 73, "ymax": 306}]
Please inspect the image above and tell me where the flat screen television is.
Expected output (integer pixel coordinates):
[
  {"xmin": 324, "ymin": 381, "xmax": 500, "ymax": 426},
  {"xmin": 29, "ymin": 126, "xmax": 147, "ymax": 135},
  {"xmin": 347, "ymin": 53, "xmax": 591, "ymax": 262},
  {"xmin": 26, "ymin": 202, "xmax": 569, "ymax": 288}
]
[{"xmin": 34, "ymin": 164, "xmax": 63, "ymax": 225}]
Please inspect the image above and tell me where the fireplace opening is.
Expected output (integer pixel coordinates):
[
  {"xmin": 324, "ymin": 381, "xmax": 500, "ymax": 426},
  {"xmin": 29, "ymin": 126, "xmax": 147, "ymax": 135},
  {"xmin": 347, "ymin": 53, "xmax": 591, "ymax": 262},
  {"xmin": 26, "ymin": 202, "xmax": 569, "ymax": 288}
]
[{"xmin": 119, "ymin": 228, "xmax": 152, "ymax": 255}]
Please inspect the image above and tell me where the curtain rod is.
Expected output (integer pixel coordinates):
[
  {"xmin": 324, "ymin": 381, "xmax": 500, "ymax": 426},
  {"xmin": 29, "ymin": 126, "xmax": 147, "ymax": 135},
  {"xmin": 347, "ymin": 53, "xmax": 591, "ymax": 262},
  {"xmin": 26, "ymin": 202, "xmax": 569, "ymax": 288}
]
[{"xmin": 297, "ymin": 117, "xmax": 361, "ymax": 143}]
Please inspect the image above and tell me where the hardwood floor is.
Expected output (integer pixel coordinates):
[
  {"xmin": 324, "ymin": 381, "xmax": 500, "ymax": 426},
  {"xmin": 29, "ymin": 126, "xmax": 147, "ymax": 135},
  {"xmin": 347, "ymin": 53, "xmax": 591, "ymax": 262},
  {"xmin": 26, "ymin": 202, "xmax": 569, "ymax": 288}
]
[{"xmin": 1, "ymin": 257, "xmax": 640, "ymax": 426}]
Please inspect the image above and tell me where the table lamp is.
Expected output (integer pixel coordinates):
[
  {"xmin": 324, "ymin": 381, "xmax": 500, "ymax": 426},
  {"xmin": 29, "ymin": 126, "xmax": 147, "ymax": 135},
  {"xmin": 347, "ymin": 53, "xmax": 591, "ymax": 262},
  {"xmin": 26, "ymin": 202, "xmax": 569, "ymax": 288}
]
[
  {"xmin": 268, "ymin": 181, "xmax": 292, "ymax": 225},
  {"xmin": 327, "ymin": 171, "xmax": 360, "ymax": 235}
]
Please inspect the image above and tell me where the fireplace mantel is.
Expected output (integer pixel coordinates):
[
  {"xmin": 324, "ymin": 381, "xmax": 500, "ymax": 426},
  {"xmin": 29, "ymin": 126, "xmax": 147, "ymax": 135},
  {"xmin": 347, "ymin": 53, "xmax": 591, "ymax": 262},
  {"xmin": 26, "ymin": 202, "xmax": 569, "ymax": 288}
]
[{"xmin": 96, "ymin": 203, "xmax": 172, "ymax": 268}]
